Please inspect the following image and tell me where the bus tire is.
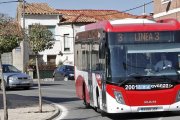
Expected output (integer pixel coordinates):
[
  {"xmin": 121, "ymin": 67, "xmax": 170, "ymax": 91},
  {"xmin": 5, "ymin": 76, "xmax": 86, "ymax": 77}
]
[
  {"xmin": 83, "ymin": 84, "xmax": 90, "ymax": 108},
  {"xmin": 96, "ymin": 89, "xmax": 101, "ymax": 113}
]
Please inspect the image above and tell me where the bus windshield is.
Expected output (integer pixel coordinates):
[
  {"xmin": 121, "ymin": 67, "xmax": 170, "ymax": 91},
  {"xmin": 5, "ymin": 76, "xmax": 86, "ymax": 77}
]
[{"xmin": 108, "ymin": 43, "xmax": 180, "ymax": 83}]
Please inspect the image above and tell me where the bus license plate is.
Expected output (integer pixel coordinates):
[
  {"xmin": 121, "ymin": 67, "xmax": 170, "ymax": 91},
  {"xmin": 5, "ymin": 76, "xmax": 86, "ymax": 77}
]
[
  {"xmin": 136, "ymin": 84, "xmax": 151, "ymax": 90},
  {"xmin": 138, "ymin": 107, "xmax": 159, "ymax": 112},
  {"xmin": 22, "ymin": 81, "xmax": 29, "ymax": 84}
]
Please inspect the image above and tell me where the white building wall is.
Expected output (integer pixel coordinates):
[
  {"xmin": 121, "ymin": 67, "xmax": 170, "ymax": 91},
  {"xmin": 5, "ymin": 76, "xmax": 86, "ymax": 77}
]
[
  {"xmin": 57, "ymin": 24, "xmax": 82, "ymax": 65},
  {"xmin": 16, "ymin": 14, "xmax": 83, "ymax": 70},
  {"xmin": 57, "ymin": 24, "xmax": 74, "ymax": 65},
  {"xmin": 17, "ymin": 15, "xmax": 62, "ymax": 69}
]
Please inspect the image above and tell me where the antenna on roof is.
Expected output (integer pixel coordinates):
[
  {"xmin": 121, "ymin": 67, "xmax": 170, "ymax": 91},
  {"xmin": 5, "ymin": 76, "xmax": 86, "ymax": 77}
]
[{"xmin": 142, "ymin": 3, "xmax": 147, "ymax": 15}]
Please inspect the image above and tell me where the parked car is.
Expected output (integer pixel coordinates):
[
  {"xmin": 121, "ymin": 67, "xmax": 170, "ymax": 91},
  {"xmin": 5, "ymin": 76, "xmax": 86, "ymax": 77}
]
[
  {"xmin": 0, "ymin": 64, "xmax": 33, "ymax": 90},
  {"xmin": 53, "ymin": 65, "xmax": 74, "ymax": 81}
]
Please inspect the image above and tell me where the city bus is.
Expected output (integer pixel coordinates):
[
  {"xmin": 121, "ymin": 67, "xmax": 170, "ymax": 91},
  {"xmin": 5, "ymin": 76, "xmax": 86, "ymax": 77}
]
[{"xmin": 74, "ymin": 18, "xmax": 180, "ymax": 114}]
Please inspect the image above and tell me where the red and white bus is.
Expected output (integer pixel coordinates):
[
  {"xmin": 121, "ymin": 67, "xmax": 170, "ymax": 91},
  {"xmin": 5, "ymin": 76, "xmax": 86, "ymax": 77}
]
[{"xmin": 74, "ymin": 18, "xmax": 180, "ymax": 114}]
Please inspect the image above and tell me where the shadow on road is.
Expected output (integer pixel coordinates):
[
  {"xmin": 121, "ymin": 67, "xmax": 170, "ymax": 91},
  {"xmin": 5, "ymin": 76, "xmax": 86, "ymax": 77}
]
[
  {"xmin": 33, "ymin": 83, "xmax": 63, "ymax": 87},
  {"xmin": 0, "ymin": 94, "xmax": 39, "ymax": 109},
  {"xmin": 42, "ymin": 96, "xmax": 80, "ymax": 103},
  {"xmin": 105, "ymin": 111, "xmax": 180, "ymax": 120}
]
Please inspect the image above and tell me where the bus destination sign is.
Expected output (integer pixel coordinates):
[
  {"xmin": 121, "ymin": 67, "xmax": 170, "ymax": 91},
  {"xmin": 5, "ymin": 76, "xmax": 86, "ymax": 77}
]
[{"xmin": 112, "ymin": 31, "xmax": 174, "ymax": 44}]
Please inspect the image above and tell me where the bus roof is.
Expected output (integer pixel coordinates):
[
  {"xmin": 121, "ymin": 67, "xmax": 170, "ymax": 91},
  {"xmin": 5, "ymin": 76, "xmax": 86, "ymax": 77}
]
[{"xmin": 78, "ymin": 18, "xmax": 180, "ymax": 32}]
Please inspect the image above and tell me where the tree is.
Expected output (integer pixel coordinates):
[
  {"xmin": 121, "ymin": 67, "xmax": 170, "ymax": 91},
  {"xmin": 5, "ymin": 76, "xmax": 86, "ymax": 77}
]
[
  {"xmin": 0, "ymin": 13, "xmax": 23, "ymax": 120},
  {"xmin": 28, "ymin": 24, "xmax": 54, "ymax": 112}
]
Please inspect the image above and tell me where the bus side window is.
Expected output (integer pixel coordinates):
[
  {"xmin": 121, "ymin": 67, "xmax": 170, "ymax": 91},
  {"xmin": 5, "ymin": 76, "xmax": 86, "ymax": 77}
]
[
  {"xmin": 177, "ymin": 54, "xmax": 180, "ymax": 69},
  {"xmin": 99, "ymin": 40, "xmax": 105, "ymax": 59},
  {"xmin": 92, "ymin": 63, "xmax": 102, "ymax": 71}
]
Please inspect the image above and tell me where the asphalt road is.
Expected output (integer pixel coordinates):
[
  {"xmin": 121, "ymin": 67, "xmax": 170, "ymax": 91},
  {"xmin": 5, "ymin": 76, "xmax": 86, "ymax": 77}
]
[{"xmin": 6, "ymin": 80, "xmax": 180, "ymax": 120}]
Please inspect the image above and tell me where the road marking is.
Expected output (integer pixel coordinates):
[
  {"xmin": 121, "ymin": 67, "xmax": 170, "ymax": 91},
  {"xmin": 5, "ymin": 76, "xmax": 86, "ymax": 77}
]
[
  {"xmin": 41, "ymin": 99, "xmax": 68, "ymax": 120},
  {"xmin": 158, "ymin": 117, "xmax": 163, "ymax": 120},
  {"xmin": 54, "ymin": 103, "xmax": 68, "ymax": 120}
]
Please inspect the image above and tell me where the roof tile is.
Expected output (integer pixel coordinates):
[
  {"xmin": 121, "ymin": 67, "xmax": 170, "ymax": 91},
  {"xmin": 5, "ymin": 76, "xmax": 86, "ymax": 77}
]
[
  {"xmin": 57, "ymin": 9, "xmax": 137, "ymax": 23},
  {"xmin": 23, "ymin": 3, "xmax": 59, "ymax": 15}
]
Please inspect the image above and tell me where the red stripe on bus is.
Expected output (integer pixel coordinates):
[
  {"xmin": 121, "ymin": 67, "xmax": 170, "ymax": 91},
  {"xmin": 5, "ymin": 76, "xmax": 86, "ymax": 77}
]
[
  {"xmin": 106, "ymin": 84, "xmax": 180, "ymax": 106},
  {"xmin": 75, "ymin": 75, "xmax": 90, "ymax": 103}
]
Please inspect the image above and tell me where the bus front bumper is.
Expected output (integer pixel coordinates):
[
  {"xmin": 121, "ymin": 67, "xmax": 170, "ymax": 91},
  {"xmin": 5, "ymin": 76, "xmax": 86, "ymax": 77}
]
[{"xmin": 106, "ymin": 101, "xmax": 180, "ymax": 113}]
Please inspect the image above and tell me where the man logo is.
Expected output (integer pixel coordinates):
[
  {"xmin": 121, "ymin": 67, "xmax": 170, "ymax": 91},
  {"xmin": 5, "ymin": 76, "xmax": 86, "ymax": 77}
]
[{"xmin": 144, "ymin": 100, "xmax": 156, "ymax": 104}]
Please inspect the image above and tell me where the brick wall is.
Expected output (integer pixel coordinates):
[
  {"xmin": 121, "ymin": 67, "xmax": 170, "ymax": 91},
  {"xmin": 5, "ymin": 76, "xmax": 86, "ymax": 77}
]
[{"xmin": 154, "ymin": 0, "xmax": 180, "ymax": 21}]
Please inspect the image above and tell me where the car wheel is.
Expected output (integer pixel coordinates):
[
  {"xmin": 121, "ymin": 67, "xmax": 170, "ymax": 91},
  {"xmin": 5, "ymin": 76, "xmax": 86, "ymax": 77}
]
[{"xmin": 64, "ymin": 76, "xmax": 68, "ymax": 81}]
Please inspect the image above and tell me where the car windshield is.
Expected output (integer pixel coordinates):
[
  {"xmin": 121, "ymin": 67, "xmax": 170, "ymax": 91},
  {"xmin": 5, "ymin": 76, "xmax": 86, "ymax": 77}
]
[
  {"xmin": 3, "ymin": 65, "xmax": 21, "ymax": 73},
  {"xmin": 66, "ymin": 66, "xmax": 74, "ymax": 71},
  {"xmin": 107, "ymin": 43, "xmax": 180, "ymax": 83}
]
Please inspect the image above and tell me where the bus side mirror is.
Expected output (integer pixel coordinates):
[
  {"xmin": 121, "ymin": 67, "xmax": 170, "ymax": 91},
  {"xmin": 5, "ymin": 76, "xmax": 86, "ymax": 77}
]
[{"xmin": 99, "ymin": 40, "xmax": 105, "ymax": 59}]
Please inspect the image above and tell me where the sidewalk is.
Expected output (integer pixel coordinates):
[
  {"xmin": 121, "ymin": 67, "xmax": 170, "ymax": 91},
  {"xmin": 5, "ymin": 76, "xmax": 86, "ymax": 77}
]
[{"xmin": 0, "ymin": 93, "xmax": 60, "ymax": 120}]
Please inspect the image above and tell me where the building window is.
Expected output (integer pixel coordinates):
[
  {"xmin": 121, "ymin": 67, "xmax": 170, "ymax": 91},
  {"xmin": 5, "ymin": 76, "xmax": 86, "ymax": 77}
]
[
  {"xmin": 47, "ymin": 26, "xmax": 55, "ymax": 39},
  {"xmin": 161, "ymin": 0, "xmax": 172, "ymax": 4},
  {"xmin": 64, "ymin": 34, "xmax": 70, "ymax": 51},
  {"xmin": 47, "ymin": 55, "xmax": 56, "ymax": 65}
]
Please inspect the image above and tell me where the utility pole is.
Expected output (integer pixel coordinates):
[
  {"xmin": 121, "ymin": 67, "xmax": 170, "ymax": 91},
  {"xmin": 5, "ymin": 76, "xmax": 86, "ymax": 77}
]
[
  {"xmin": 143, "ymin": 3, "xmax": 146, "ymax": 15},
  {"xmin": 18, "ymin": 0, "xmax": 26, "ymax": 72},
  {"xmin": 22, "ymin": 0, "xmax": 26, "ymax": 72}
]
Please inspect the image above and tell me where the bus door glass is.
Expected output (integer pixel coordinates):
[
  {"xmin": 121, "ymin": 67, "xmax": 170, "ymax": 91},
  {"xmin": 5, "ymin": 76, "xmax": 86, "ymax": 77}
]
[
  {"xmin": 88, "ymin": 40, "xmax": 93, "ymax": 104},
  {"xmin": 99, "ymin": 39, "xmax": 107, "ymax": 111}
]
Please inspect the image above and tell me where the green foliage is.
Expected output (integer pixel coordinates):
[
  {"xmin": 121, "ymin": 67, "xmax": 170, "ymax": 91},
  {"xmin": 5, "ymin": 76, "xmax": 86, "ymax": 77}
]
[
  {"xmin": 0, "ymin": 35, "xmax": 20, "ymax": 53},
  {"xmin": 29, "ymin": 24, "xmax": 54, "ymax": 53},
  {"xmin": 0, "ymin": 14, "xmax": 23, "ymax": 54}
]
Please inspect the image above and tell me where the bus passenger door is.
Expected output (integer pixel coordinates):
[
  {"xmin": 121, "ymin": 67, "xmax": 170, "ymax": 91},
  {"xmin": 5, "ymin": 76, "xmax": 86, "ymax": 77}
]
[
  {"xmin": 88, "ymin": 71, "xmax": 93, "ymax": 105},
  {"xmin": 99, "ymin": 37, "xmax": 107, "ymax": 111},
  {"xmin": 101, "ymin": 66, "xmax": 106, "ymax": 111},
  {"xmin": 88, "ymin": 41, "xmax": 94, "ymax": 105}
]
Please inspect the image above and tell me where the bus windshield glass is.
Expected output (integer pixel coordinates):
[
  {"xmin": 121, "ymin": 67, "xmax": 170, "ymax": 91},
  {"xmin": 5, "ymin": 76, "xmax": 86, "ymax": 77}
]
[{"xmin": 108, "ymin": 40, "xmax": 180, "ymax": 84}]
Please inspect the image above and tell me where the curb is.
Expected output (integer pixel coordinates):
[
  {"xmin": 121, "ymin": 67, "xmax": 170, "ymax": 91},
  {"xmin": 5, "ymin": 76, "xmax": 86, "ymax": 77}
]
[
  {"xmin": 45, "ymin": 103, "xmax": 60, "ymax": 120},
  {"xmin": 31, "ymin": 97, "xmax": 61, "ymax": 120},
  {"xmin": 41, "ymin": 100, "xmax": 61, "ymax": 120}
]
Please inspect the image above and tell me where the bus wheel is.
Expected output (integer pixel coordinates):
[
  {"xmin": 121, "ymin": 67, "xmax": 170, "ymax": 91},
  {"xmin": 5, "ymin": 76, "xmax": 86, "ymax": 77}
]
[
  {"xmin": 83, "ymin": 85, "xmax": 90, "ymax": 108},
  {"xmin": 83, "ymin": 98, "xmax": 90, "ymax": 108}
]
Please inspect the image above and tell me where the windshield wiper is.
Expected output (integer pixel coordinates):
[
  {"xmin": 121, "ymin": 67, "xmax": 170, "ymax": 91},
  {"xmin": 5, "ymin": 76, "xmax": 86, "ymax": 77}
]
[
  {"xmin": 128, "ymin": 72, "xmax": 143, "ymax": 77},
  {"xmin": 117, "ymin": 74, "xmax": 144, "ymax": 86},
  {"xmin": 118, "ymin": 78, "xmax": 135, "ymax": 86}
]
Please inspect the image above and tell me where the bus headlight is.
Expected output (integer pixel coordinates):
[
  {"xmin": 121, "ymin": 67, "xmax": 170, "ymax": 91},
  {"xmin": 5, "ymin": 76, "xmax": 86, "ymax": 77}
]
[
  {"xmin": 114, "ymin": 91, "xmax": 125, "ymax": 104},
  {"xmin": 176, "ymin": 90, "xmax": 180, "ymax": 102}
]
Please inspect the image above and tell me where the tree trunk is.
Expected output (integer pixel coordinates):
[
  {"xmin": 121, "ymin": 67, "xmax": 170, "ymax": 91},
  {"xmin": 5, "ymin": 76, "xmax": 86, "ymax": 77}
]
[
  {"xmin": 35, "ymin": 54, "xmax": 42, "ymax": 112},
  {"xmin": 0, "ymin": 55, "xmax": 8, "ymax": 120}
]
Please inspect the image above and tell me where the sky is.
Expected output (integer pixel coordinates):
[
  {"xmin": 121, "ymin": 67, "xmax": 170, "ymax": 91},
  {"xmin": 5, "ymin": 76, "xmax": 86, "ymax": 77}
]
[{"xmin": 0, "ymin": 0, "xmax": 153, "ymax": 18}]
